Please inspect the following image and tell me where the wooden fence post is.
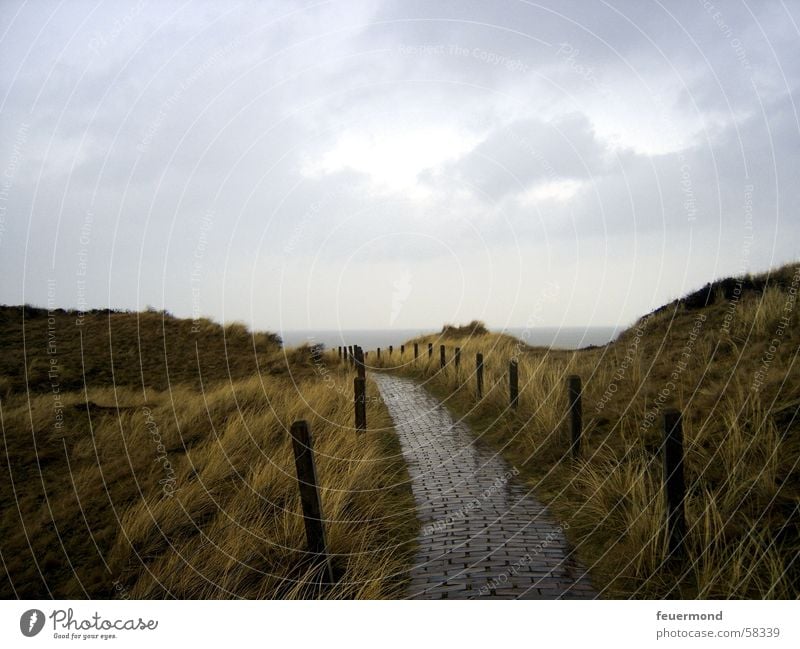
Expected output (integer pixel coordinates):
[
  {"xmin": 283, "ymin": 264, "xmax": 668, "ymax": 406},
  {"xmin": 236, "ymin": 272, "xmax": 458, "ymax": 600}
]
[
  {"xmin": 401, "ymin": 344, "xmax": 405, "ymax": 356},
  {"xmin": 454, "ymin": 347, "xmax": 461, "ymax": 368},
  {"xmin": 567, "ymin": 375, "xmax": 582, "ymax": 458},
  {"xmin": 289, "ymin": 420, "xmax": 334, "ymax": 584},
  {"xmin": 476, "ymin": 353, "xmax": 484, "ymax": 399},
  {"xmin": 663, "ymin": 409, "xmax": 686, "ymax": 558},
  {"xmin": 338, "ymin": 346, "xmax": 342, "ymax": 361},
  {"xmin": 414, "ymin": 343, "xmax": 419, "ymax": 359},
  {"xmin": 389, "ymin": 345, "xmax": 393, "ymax": 356},
  {"xmin": 354, "ymin": 346, "xmax": 367, "ymax": 432},
  {"xmin": 355, "ymin": 347, "xmax": 365, "ymax": 380},
  {"xmin": 377, "ymin": 347, "xmax": 381, "ymax": 360},
  {"xmin": 440, "ymin": 344, "xmax": 446, "ymax": 369},
  {"xmin": 354, "ymin": 377, "xmax": 367, "ymax": 432},
  {"xmin": 509, "ymin": 360, "xmax": 519, "ymax": 408}
]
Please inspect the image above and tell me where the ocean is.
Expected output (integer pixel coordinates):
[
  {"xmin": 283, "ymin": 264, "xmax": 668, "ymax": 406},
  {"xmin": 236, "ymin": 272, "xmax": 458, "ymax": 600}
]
[{"xmin": 278, "ymin": 326, "xmax": 621, "ymax": 351}]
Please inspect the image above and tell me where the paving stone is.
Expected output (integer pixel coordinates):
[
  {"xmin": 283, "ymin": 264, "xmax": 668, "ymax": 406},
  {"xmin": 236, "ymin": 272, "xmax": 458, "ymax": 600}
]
[{"xmin": 373, "ymin": 373, "xmax": 598, "ymax": 600}]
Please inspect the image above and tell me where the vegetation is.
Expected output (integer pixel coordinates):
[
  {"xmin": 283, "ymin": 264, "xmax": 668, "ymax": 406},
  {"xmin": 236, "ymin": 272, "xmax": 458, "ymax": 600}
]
[
  {"xmin": 371, "ymin": 262, "xmax": 800, "ymax": 598},
  {"xmin": 0, "ymin": 306, "xmax": 282, "ymax": 395},
  {"xmin": 0, "ymin": 307, "xmax": 417, "ymax": 598},
  {"xmin": 3, "ymin": 259, "xmax": 797, "ymax": 600},
  {"xmin": 440, "ymin": 320, "xmax": 489, "ymax": 338}
]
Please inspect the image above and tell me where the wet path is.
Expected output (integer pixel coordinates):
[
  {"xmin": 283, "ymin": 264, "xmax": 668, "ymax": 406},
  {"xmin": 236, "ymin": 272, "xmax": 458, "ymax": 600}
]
[{"xmin": 373, "ymin": 373, "xmax": 596, "ymax": 599}]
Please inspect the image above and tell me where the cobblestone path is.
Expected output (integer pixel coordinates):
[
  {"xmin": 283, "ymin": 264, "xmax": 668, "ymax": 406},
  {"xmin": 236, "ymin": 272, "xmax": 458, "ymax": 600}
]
[{"xmin": 373, "ymin": 373, "xmax": 596, "ymax": 600}]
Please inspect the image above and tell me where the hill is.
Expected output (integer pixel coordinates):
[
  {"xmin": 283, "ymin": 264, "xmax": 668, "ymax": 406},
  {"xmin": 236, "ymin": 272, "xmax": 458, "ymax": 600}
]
[
  {"xmin": 0, "ymin": 306, "xmax": 283, "ymax": 396},
  {"xmin": 0, "ymin": 307, "xmax": 416, "ymax": 598},
  {"xmin": 374, "ymin": 262, "xmax": 800, "ymax": 598}
]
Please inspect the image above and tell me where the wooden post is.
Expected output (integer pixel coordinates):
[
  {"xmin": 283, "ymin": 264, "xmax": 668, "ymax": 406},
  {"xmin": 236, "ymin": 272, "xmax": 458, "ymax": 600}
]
[
  {"xmin": 354, "ymin": 377, "xmax": 367, "ymax": 433},
  {"xmin": 401, "ymin": 344, "xmax": 405, "ymax": 356},
  {"xmin": 355, "ymin": 347, "xmax": 365, "ymax": 380},
  {"xmin": 440, "ymin": 344, "xmax": 446, "ymax": 368},
  {"xmin": 428, "ymin": 343, "xmax": 433, "ymax": 358},
  {"xmin": 389, "ymin": 345, "xmax": 393, "ymax": 356},
  {"xmin": 414, "ymin": 343, "xmax": 419, "ymax": 359},
  {"xmin": 338, "ymin": 346, "xmax": 342, "ymax": 360},
  {"xmin": 567, "ymin": 375, "xmax": 582, "ymax": 459},
  {"xmin": 349, "ymin": 346, "xmax": 354, "ymax": 367},
  {"xmin": 663, "ymin": 409, "xmax": 686, "ymax": 558},
  {"xmin": 289, "ymin": 421, "xmax": 334, "ymax": 584},
  {"xmin": 377, "ymin": 347, "xmax": 381, "ymax": 359},
  {"xmin": 476, "ymin": 353, "xmax": 484, "ymax": 399},
  {"xmin": 509, "ymin": 360, "xmax": 519, "ymax": 408},
  {"xmin": 354, "ymin": 345, "xmax": 366, "ymax": 432},
  {"xmin": 454, "ymin": 347, "xmax": 461, "ymax": 368}
]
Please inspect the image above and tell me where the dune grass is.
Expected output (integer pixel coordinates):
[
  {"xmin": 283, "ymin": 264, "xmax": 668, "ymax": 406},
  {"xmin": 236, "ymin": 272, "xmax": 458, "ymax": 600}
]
[
  {"xmin": 369, "ymin": 262, "xmax": 800, "ymax": 598},
  {"xmin": 0, "ymin": 307, "xmax": 417, "ymax": 598}
]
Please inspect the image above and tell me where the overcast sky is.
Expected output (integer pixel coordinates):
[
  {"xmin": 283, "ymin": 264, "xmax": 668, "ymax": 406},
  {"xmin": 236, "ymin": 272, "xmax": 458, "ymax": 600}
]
[{"xmin": 1, "ymin": 0, "xmax": 798, "ymax": 333}]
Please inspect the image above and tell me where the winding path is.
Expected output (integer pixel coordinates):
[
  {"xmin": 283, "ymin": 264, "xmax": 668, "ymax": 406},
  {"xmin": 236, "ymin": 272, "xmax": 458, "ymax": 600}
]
[{"xmin": 373, "ymin": 373, "xmax": 596, "ymax": 600}]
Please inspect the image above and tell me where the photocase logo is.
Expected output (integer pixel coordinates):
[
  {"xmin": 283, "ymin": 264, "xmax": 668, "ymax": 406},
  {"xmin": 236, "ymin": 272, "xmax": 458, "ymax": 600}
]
[
  {"xmin": 390, "ymin": 270, "xmax": 412, "ymax": 325},
  {"xmin": 20, "ymin": 609, "xmax": 45, "ymax": 637}
]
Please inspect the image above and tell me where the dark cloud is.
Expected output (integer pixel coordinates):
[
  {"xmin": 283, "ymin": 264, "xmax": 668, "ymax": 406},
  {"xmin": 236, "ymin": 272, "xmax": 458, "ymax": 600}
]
[
  {"xmin": 435, "ymin": 113, "xmax": 618, "ymax": 201},
  {"xmin": 0, "ymin": 0, "xmax": 797, "ymax": 327}
]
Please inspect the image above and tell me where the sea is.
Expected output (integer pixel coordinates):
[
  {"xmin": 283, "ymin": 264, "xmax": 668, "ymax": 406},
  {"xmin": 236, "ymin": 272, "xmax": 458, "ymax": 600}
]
[{"xmin": 278, "ymin": 326, "xmax": 621, "ymax": 351}]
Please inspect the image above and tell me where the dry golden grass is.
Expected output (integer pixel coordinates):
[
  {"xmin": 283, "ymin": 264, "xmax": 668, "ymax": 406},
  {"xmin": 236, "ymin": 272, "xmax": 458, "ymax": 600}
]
[
  {"xmin": 0, "ymin": 306, "xmax": 283, "ymax": 394},
  {"xmin": 0, "ymin": 308, "xmax": 417, "ymax": 599},
  {"xmin": 372, "ymin": 262, "xmax": 800, "ymax": 598}
]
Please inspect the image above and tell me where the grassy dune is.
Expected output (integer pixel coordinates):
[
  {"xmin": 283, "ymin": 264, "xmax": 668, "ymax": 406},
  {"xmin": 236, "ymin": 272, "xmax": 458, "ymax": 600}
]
[
  {"xmin": 0, "ymin": 307, "xmax": 416, "ymax": 598},
  {"xmin": 371, "ymin": 263, "xmax": 800, "ymax": 598},
  {"xmin": 0, "ymin": 306, "xmax": 283, "ymax": 395}
]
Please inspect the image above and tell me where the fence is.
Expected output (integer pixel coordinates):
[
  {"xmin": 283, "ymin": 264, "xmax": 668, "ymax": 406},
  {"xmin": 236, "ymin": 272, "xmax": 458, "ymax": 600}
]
[
  {"xmin": 289, "ymin": 420, "xmax": 335, "ymax": 585},
  {"xmin": 329, "ymin": 339, "xmax": 687, "ymax": 558},
  {"xmin": 283, "ymin": 339, "xmax": 689, "ymax": 578}
]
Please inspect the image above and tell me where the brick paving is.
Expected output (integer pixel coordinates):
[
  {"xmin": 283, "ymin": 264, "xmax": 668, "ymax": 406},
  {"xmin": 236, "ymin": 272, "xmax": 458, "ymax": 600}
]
[{"xmin": 373, "ymin": 373, "xmax": 596, "ymax": 600}]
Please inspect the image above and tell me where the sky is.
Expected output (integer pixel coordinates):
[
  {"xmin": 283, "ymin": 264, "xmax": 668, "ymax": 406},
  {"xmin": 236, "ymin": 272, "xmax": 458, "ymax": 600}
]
[{"xmin": 0, "ymin": 0, "xmax": 798, "ymax": 333}]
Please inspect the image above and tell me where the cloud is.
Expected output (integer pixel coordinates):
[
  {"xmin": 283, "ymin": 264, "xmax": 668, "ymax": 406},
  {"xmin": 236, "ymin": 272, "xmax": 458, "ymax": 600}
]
[
  {"xmin": 435, "ymin": 113, "xmax": 615, "ymax": 200},
  {"xmin": 301, "ymin": 123, "xmax": 480, "ymax": 194},
  {"xmin": 0, "ymin": 0, "xmax": 797, "ymax": 329}
]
